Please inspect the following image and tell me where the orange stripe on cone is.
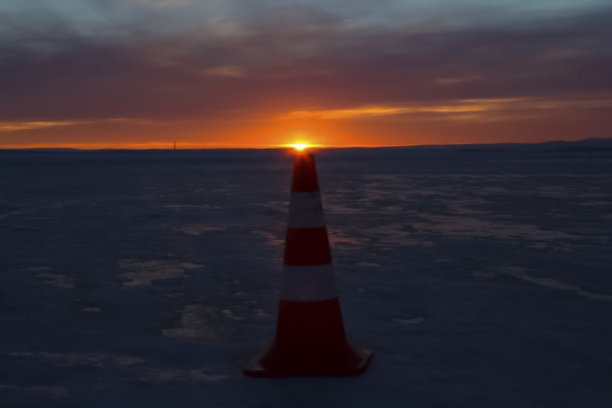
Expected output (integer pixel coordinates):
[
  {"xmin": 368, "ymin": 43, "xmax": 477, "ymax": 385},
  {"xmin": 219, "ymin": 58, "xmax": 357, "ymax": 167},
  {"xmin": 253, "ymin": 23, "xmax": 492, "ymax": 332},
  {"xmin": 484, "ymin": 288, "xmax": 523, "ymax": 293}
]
[{"xmin": 244, "ymin": 150, "xmax": 373, "ymax": 377}]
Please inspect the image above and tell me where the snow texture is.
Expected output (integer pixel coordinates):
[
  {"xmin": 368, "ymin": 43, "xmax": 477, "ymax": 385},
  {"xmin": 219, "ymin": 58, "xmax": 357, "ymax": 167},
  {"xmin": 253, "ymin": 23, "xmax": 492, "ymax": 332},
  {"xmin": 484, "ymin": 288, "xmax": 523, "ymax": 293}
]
[{"xmin": 1, "ymin": 146, "xmax": 611, "ymax": 407}]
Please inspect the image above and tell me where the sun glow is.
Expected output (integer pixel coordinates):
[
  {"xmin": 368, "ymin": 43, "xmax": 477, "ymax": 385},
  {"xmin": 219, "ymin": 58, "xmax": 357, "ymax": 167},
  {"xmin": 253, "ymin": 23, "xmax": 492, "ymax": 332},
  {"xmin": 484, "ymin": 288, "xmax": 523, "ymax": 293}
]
[
  {"xmin": 278, "ymin": 140, "xmax": 327, "ymax": 151},
  {"xmin": 292, "ymin": 143, "xmax": 309, "ymax": 151}
]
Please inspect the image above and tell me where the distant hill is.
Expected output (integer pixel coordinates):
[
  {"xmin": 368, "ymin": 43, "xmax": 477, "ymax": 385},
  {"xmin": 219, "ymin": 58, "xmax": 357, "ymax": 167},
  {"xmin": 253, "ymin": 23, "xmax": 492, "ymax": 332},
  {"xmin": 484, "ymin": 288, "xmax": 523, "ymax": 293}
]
[
  {"xmin": 321, "ymin": 138, "xmax": 612, "ymax": 153},
  {"xmin": 431, "ymin": 138, "xmax": 612, "ymax": 152}
]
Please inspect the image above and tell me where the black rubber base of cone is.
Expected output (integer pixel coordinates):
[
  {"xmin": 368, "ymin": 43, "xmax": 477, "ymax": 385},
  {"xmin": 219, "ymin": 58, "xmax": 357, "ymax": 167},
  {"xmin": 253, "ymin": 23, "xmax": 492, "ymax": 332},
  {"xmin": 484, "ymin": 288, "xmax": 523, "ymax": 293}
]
[{"xmin": 243, "ymin": 347, "xmax": 373, "ymax": 377}]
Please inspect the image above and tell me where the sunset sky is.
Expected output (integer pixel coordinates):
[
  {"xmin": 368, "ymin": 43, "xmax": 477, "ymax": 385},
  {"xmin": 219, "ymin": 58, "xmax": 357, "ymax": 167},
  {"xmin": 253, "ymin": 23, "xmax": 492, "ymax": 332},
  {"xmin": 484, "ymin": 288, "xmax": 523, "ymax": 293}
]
[{"xmin": 1, "ymin": 0, "xmax": 611, "ymax": 148}]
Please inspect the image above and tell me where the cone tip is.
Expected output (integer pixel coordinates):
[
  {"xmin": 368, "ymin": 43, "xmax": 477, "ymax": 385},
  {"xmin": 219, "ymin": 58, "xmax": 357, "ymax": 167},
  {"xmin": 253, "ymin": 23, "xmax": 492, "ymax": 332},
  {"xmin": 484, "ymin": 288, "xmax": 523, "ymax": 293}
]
[{"xmin": 291, "ymin": 150, "xmax": 319, "ymax": 192}]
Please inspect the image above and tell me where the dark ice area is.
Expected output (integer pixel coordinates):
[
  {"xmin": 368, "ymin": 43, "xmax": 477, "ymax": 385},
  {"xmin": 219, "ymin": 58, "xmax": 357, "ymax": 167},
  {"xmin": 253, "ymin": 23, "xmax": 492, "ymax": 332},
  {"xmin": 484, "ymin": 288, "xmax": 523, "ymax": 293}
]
[{"xmin": 1, "ymin": 145, "xmax": 611, "ymax": 407}]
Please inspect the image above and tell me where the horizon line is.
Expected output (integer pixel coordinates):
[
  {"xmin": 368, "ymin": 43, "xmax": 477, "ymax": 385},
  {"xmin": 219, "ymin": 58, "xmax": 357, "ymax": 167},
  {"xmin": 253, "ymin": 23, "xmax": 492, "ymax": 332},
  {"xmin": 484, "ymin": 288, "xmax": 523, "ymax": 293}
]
[{"xmin": 1, "ymin": 138, "xmax": 609, "ymax": 151}]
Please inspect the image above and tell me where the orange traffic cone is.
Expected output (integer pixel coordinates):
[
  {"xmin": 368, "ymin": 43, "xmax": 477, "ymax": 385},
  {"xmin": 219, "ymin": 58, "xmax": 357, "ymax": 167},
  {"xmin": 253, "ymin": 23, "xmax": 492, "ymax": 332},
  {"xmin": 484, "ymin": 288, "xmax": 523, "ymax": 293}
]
[{"xmin": 244, "ymin": 150, "xmax": 373, "ymax": 377}]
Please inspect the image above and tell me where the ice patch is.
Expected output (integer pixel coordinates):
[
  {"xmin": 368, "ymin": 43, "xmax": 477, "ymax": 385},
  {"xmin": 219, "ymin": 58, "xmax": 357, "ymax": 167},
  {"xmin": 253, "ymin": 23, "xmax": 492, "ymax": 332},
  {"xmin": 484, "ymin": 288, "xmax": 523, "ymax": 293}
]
[
  {"xmin": 354, "ymin": 261, "xmax": 382, "ymax": 268},
  {"xmin": 3, "ymin": 351, "xmax": 144, "ymax": 368},
  {"xmin": 472, "ymin": 270, "xmax": 497, "ymax": 279},
  {"xmin": 26, "ymin": 266, "xmax": 53, "ymax": 273},
  {"xmin": 0, "ymin": 384, "xmax": 67, "ymax": 398},
  {"xmin": 36, "ymin": 273, "xmax": 75, "ymax": 289},
  {"xmin": 118, "ymin": 259, "xmax": 203, "ymax": 286},
  {"xmin": 393, "ymin": 317, "xmax": 425, "ymax": 325},
  {"xmin": 30, "ymin": 267, "xmax": 75, "ymax": 289},
  {"xmin": 1, "ymin": 352, "xmax": 226, "ymax": 384},
  {"xmin": 492, "ymin": 266, "xmax": 612, "ymax": 301},
  {"xmin": 371, "ymin": 223, "xmax": 434, "ymax": 248},
  {"xmin": 412, "ymin": 214, "xmax": 579, "ymax": 245},
  {"xmin": 221, "ymin": 309, "xmax": 243, "ymax": 321},
  {"xmin": 222, "ymin": 279, "xmax": 240, "ymax": 285},
  {"xmin": 381, "ymin": 205, "xmax": 403, "ymax": 213},
  {"xmin": 162, "ymin": 304, "xmax": 237, "ymax": 340},
  {"xmin": 134, "ymin": 367, "xmax": 228, "ymax": 384},
  {"xmin": 250, "ymin": 230, "xmax": 284, "ymax": 247},
  {"xmin": 252, "ymin": 309, "xmax": 272, "ymax": 319},
  {"xmin": 443, "ymin": 198, "xmax": 489, "ymax": 215},
  {"xmin": 0, "ymin": 210, "xmax": 22, "ymax": 219},
  {"xmin": 526, "ymin": 242, "xmax": 551, "ymax": 249},
  {"xmin": 324, "ymin": 201, "xmax": 364, "ymax": 215},
  {"xmin": 163, "ymin": 204, "xmax": 213, "ymax": 209},
  {"xmin": 80, "ymin": 307, "xmax": 102, "ymax": 313},
  {"xmin": 263, "ymin": 200, "xmax": 288, "ymax": 211},
  {"xmin": 580, "ymin": 200, "xmax": 610, "ymax": 207},
  {"xmin": 328, "ymin": 229, "xmax": 364, "ymax": 249},
  {"xmin": 176, "ymin": 224, "xmax": 226, "ymax": 235}
]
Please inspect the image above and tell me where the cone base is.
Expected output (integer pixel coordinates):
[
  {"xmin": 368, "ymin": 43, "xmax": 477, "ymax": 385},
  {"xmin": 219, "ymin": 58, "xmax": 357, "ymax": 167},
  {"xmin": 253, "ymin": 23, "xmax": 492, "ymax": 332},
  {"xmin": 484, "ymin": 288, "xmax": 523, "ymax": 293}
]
[{"xmin": 243, "ymin": 345, "xmax": 373, "ymax": 377}]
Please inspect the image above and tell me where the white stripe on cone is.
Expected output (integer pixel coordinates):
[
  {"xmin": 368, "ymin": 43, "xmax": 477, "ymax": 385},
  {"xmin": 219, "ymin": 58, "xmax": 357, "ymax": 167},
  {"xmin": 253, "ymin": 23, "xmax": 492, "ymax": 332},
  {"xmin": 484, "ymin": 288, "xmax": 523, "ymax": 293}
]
[
  {"xmin": 280, "ymin": 264, "xmax": 338, "ymax": 301},
  {"xmin": 287, "ymin": 192, "xmax": 326, "ymax": 229}
]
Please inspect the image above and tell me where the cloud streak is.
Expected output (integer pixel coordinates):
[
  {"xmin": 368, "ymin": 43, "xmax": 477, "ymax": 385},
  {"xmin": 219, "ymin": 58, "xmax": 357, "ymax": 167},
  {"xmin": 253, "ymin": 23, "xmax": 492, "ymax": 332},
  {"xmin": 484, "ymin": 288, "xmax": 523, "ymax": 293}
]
[{"xmin": 280, "ymin": 95, "xmax": 612, "ymax": 121}]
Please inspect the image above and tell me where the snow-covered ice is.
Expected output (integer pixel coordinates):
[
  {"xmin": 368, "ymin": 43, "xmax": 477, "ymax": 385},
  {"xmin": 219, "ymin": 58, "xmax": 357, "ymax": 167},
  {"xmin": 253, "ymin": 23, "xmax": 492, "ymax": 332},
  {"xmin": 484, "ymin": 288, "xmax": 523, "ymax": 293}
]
[{"xmin": 1, "ymin": 146, "xmax": 611, "ymax": 407}]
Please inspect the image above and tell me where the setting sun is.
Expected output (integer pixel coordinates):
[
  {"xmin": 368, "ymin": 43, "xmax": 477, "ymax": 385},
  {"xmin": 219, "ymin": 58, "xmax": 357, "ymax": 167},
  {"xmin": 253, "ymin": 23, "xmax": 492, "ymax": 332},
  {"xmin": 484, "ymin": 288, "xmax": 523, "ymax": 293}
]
[{"xmin": 292, "ymin": 143, "xmax": 309, "ymax": 151}]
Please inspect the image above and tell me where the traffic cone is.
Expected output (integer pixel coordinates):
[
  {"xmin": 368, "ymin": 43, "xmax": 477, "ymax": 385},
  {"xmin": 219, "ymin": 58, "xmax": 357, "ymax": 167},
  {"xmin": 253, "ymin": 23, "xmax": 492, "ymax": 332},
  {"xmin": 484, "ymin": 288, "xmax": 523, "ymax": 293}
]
[{"xmin": 244, "ymin": 150, "xmax": 373, "ymax": 377}]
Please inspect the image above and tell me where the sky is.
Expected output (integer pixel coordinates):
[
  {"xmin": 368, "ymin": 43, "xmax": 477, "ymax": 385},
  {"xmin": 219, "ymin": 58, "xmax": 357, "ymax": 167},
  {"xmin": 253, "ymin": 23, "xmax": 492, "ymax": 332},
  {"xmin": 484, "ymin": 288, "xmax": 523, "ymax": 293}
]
[{"xmin": 1, "ymin": 0, "xmax": 611, "ymax": 148}]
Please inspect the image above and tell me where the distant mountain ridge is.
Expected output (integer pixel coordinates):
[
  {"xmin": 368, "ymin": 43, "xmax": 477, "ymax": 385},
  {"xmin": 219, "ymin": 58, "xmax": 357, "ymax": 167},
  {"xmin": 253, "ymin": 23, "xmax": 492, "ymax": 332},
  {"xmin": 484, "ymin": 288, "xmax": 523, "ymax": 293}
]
[{"xmin": 448, "ymin": 138, "xmax": 612, "ymax": 152}]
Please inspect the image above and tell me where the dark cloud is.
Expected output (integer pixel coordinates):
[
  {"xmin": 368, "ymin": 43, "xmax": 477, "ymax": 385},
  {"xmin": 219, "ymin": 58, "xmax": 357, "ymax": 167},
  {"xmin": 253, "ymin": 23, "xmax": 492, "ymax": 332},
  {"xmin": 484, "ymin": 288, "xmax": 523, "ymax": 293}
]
[{"xmin": 1, "ymin": 3, "xmax": 611, "ymax": 142}]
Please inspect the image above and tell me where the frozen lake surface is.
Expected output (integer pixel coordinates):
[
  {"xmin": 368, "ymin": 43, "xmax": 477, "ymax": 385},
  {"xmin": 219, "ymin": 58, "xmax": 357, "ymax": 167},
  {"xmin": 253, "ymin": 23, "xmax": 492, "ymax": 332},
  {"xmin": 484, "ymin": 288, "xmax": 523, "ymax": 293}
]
[{"xmin": 1, "ymin": 146, "xmax": 611, "ymax": 407}]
